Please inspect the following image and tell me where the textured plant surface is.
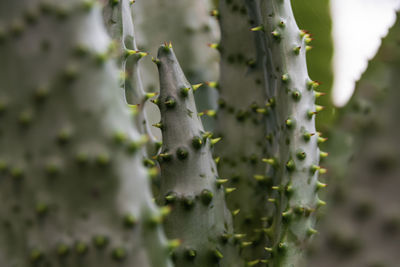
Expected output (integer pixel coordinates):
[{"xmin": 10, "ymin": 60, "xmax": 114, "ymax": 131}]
[
  {"xmin": 214, "ymin": 0, "xmax": 269, "ymax": 262},
  {"xmin": 1, "ymin": 0, "xmax": 396, "ymax": 267},
  {"xmin": 210, "ymin": 0, "xmax": 326, "ymax": 265},
  {"xmin": 103, "ymin": 0, "xmax": 158, "ymax": 156},
  {"xmin": 0, "ymin": 1, "xmax": 171, "ymax": 266},
  {"xmin": 133, "ymin": 0, "xmax": 219, "ymax": 131},
  {"xmin": 155, "ymin": 45, "xmax": 242, "ymax": 267},
  {"xmin": 258, "ymin": 1, "xmax": 324, "ymax": 266}
]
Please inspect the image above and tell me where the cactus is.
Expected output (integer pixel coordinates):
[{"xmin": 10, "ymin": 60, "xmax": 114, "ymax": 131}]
[
  {"xmin": 291, "ymin": 0, "xmax": 334, "ymax": 129},
  {"xmin": 214, "ymin": 0, "xmax": 324, "ymax": 265},
  {"xmin": 308, "ymin": 13, "xmax": 400, "ymax": 267},
  {"xmin": 154, "ymin": 44, "xmax": 243, "ymax": 267},
  {"xmin": 0, "ymin": 1, "xmax": 172, "ymax": 266},
  {"xmin": 133, "ymin": 0, "xmax": 219, "ymax": 90},
  {"xmin": 257, "ymin": 0, "xmax": 323, "ymax": 265},
  {"xmin": 214, "ymin": 0, "xmax": 270, "ymax": 261},
  {"xmin": 133, "ymin": 0, "xmax": 220, "ymax": 131},
  {"xmin": 102, "ymin": 0, "xmax": 158, "ymax": 156},
  {"xmin": 2, "ymin": 0, "xmax": 394, "ymax": 267}
]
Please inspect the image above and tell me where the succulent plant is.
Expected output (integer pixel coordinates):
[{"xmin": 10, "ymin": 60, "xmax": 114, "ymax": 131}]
[
  {"xmin": 214, "ymin": 0, "xmax": 270, "ymax": 261},
  {"xmin": 0, "ymin": 1, "xmax": 171, "ymax": 266},
  {"xmin": 154, "ymin": 44, "xmax": 243, "ymax": 267},
  {"xmin": 2, "ymin": 0, "xmax": 396, "ymax": 267}
]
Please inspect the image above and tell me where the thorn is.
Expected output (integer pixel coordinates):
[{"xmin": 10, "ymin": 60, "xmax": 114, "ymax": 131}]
[
  {"xmin": 247, "ymin": 260, "xmax": 260, "ymax": 266},
  {"xmin": 317, "ymin": 199, "xmax": 327, "ymax": 207},
  {"xmin": 192, "ymin": 83, "xmax": 203, "ymax": 91},
  {"xmin": 192, "ymin": 136, "xmax": 203, "ymax": 149},
  {"xmin": 271, "ymin": 30, "xmax": 281, "ymax": 40},
  {"xmin": 303, "ymin": 132, "xmax": 313, "ymax": 142},
  {"xmin": 160, "ymin": 206, "xmax": 171, "ymax": 217},
  {"xmin": 124, "ymin": 49, "xmax": 148, "ymax": 58},
  {"xmin": 315, "ymin": 105, "xmax": 324, "ymax": 113},
  {"xmin": 214, "ymin": 157, "xmax": 220, "ymax": 164},
  {"xmin": 152, "ymin": 123, "xmax": 163, "ymax": 129},
  {"xmin": 318, "ymin": 137, "xmax": 328, "ymax": 144},
  {"xmin": 207, "ymin": 43, "xmax": 220, "ymax": 50},
  {"xmin": 164, "ymin": 193, "xmax": 177, "ymax": 203},
  {"xmin": 307, "ymin": 110, "xmax": 316, "ymax": 119},
  {"xmin": 206, "ymin": 81, "xmax": 219, "ymax": 89},
  {"xmin": 210, "ymin": 137, "xmax": 221, "ymax": 145},
  {"xmin": 241, "ymin": 241, "xmax": 253, "ymax": 248},
  {"xmin": 251, "ymin": 25, "xmax": 264, "ymax": 32},
  {"xmin": 310, "ymin": 165, "xmax": 320, "ymax": 174},
  {"xmin": 307, "ymin": 228, "xmax": 318, "ymax": 236},
  {"xmin": 232, "ymin": 209, "xmax": 240, "ymax": 216},
  {"xmin": 150, "ymin": 98, "xmax": 160, "ymax": 106},
  {"xmin": 314, "ymin": 91, "xmax": 326, "ymax": 98},
  {"xmin": 264, "ymin": 247, "xmax": 273, "ymax": 252},
  {"xmin": 262, "ymin": 158, "xmax": 278, "ymax": 167},
  {"xmin": 210, "ymin": 9, "xmax": 219, "ymax": 18},
  {"xmin": 212, "ymin": 249, "xmax": 224, "ymax": 260},
  {"xmin": 306, "ymin": 45, "xmax": 313, "ymax": 51},
  {"xmin": 316, "ymin": 181, "xmax": 327, "ymax": 190},
  {"xmin": 285, "ymin": 118, "xmax": 295, "ymax": 129},
  {"xmin": 307, "ymin": 80, "xmax": 320, "ymax": 90},
  {"xmin": 281, "ymin": 73, "xmax": 289, "ymax": 83},
  {"xmin": 163, "ymin": 41, "xmax": 172, "ymax": 49},
  {"xmin": 319, "ymin": 168, "xmax": 327, "ymax": 174},
  {"xmin": 157, "ymin": 153, "xmax": 172, "ymax": 162},
  {"xmin": 167, "ymin": 239, "xmax": 181, "ymax": 251},
  {"xmin": 233, "ymin": 233, "xmax": 245, "ymax": 240},
  {"xmin": 152, "ymin": 57, "xmax": 160, "ymax": 65},
  {"xmin": 286, "ymin": 159, "xmax": 296, "ymax": 172},
  {"xmin": 199, "ymin": 110, "xmax": 217, "ymax": 117},
  {"xmin": 253, "ymin": 174, "xmax": 268, "ymax": 181},
  {"xmin": 127, "ymin": 104, "xmax": 139, "ymax": 115},
  {"xmin": 310, "ymin": 165, "xmax": 327, "ymax": 174},
  {"xmin": 320, "ymin": 151, "xmax": 329, "ymax": 158},
  {"xmin": 293, "ymin": 46, "xmax": 301, "ymax": 55},
  {"xmin": 202, "ymin": 132, "xmax": 213, "ymax": 139},
  {"xmin": 145, "ymin": 92, "xmax": 158, "ymax": 100},
  {"xmin": 296, "ymin": 150, "xmax": 307, "ymax": 160},
  {"xmin": 180, "ymin": 87, "xmax": 190, "ymax": 97},
  {"xmin": 256, "ymin": 108, "xmax": 269, "ymax": 115},
  {"xmin": 164, "ymin": 97, "xmax": 176, "ymax": 108},
  {"xmin": 216, "ymin": 178, "xmax": 228, "ymax": 185},
  {"xmin": 225, "ymin": 187, "xmax": 237, "ymax": 194},
  {"xmin": 292, "ymin": 90, "xmax": 301, "ymax": 101},
  {"xmin": 305, "ymin": 36, "xmax": 313, "ymax": 44},
  {"xmin": 300, "ymin": 29, "xmax": 308, "ymax": 37},
  {"xmin": 282, "ymin": 210, "xmax": 292, "ymax": 220}
]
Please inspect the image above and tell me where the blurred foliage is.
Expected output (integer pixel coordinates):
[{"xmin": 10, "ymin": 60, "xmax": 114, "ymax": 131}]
[
  {"xmin": 308, "ymin": 12, "xmax": 400, "ymax": 267},
  {"xmin": 292, "ymin": 0, "xmax": 334, "ymax": 131}
]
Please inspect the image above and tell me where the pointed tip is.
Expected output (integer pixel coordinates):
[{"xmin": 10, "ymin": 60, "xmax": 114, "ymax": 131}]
[
  {"xmin": 251, "ymin": 25, "xmax": 264, "ymax": 32},
  {"xmin": 192, "ymin": 83, "xmax": 203, "ymax": 91}
]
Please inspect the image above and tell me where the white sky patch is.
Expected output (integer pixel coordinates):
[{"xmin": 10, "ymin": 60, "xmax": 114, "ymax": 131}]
[{"xmin": 331, "ymin": 0, "xmax": 400, "ymax": 107}]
